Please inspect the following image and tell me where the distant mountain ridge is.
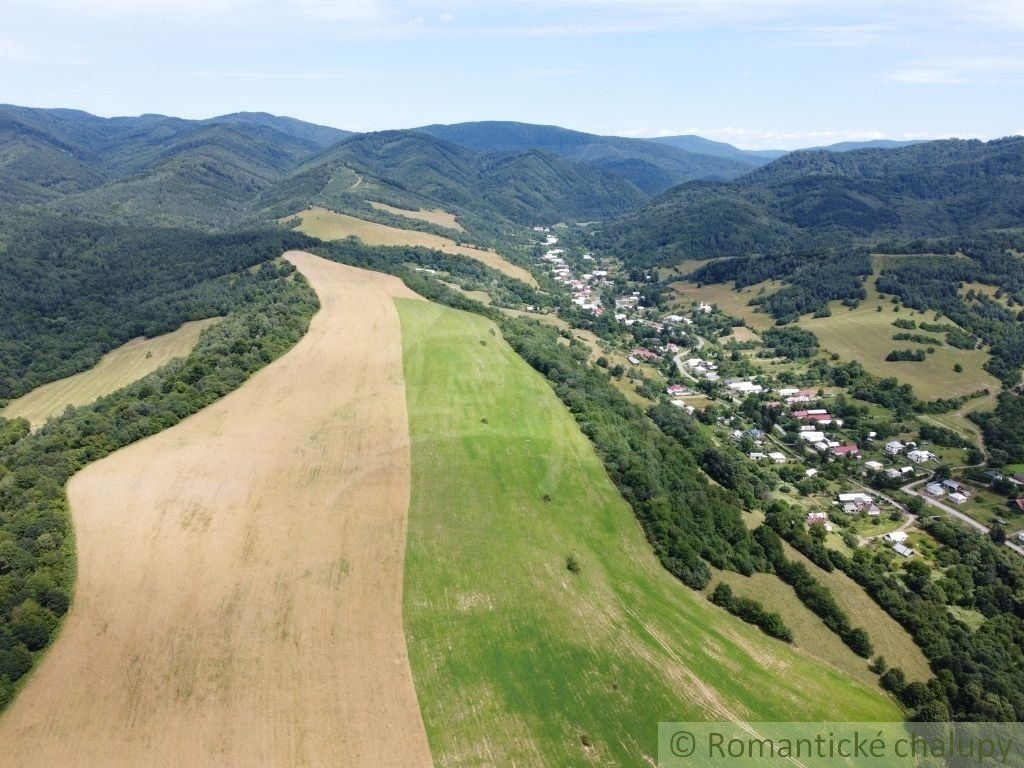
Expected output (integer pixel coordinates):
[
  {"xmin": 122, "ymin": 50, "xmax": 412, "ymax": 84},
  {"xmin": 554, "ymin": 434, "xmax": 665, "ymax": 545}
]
[
  {"xmin": 592, "ymin": 136, "xmax": 1024, "ymax": 267},
  {"xmin": 261, "ymin": 129, "xmax": 647, "ymax": 227},
  {"xmin": 415, "ymin": 120, "xmax": 756, "ymax": 193},
  {"xmin": 648, "ymin": 134, "xmax": 786, "ymax": 163},
  {"xmin": 0, "ymin": 106, "xmax": 649, "ymax": 230}
]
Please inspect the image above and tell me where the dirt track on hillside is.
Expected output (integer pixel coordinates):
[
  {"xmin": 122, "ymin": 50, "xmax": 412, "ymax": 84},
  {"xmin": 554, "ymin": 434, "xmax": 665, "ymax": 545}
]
[{"xmin": 0, "ymin": 251, "xmax": 433, "ymax": 768}]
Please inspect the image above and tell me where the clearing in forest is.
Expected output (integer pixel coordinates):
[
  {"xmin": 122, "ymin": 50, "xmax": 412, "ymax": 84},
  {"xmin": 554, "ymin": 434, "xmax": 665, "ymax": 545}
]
[
  {"xmin": 1, "ymin": 318, "xmax": 218, "ymax": 429},
  {"xmin": 798, "ymin": 276, "xmax": 999, "ymax": 403},
  {"xmin": 398, "ymin": 299, "xmax": 901, "ymax": 767},
  {"xmin": 292, "ymin": 206, "xmax": 538, "ymax": 288},
  {"xmin": 369, "ymin": 201, "xmax": 465, "ymax": 232},
  {"xmin": 0, "ymin": 252, "xmax": 433, "ymax": 768},
  {"xmin": 669, "ymin": 279, "xmax": 780, "ymax": 331}
]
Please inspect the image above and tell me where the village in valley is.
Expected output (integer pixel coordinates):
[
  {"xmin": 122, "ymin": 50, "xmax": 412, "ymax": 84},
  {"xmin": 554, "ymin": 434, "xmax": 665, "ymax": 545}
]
[{"xmin": 524, "ymin": 225, "xmax": 1024, "ymax": 571}]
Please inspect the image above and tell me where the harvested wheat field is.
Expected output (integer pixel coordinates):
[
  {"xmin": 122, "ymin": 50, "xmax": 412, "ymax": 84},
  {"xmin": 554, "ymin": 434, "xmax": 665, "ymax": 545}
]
[
  {"xmin": 293, "ymin": 206, "xmax": 538, "ymax": 288},
  {"xmin": 369, "ymin": 201, "xmax": 465, "ymax": 232},
  {"xmin": 1, "ymin": 318, "xmax": 219, "ymax": 429},
  {"xmin": 0, "ymin": 252, "xmax": 433, "ymax": 768}
]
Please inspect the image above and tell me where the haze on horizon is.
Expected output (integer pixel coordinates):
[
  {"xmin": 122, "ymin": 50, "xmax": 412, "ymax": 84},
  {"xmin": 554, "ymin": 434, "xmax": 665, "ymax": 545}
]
[{"xmin": 2, "ymin": 0, "xmax": 1022, "ymax": 150}]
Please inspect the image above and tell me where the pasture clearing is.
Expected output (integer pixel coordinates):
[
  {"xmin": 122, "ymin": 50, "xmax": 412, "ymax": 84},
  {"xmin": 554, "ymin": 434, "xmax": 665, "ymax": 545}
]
[
  {"xmin": 0, "ymin": 253, "xmax": 432, "ymax": 768},
  {"xmin": 293, "ymin": 206, "xmax": 537, "ymax": 288},
  {"xmin": 369, "ymin": 201, "xmax": 465, "ymax": 231},
  {"xmin": 713, "ymin": 569, "xmax": 887, "ymax": 689},
  {"xmin": 799, "ymin": 277, "xmax": 1000, "ymax": 402},
  {"xmin": 669, "ymin": 279, "xmax": 780, "ymax": 331},
  {"xmin": 722, "ymin": 326, "xmax": 760, "ymax": 343},
  {"xmin": 781, "ymin": 542, "xmax": 932, "ymax": 682},
  {"xmin": 398, "ymin": 300, "xmax": 901, "ymax": 767},
  {"xmin": 1, "ymin": 318, "xmax": 218, "ymax": 429}
]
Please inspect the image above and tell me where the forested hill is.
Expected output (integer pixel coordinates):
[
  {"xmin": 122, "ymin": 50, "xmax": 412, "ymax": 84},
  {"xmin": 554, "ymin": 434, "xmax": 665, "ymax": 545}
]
[
  {"xmin": 259, "ymin": 130, "xmax": 648, "ymax": 226},
  {"xmin": 1, "ymin": 106, "xmax": 649, "ymax": 230},
  {"xmin": 592, "ymin": 136, "xmax": 1024, "ymax": 267},
  {"xmin": 416, "ymin": 120, "xmax": 755, "ymax": 193},
  {"xmin": 0, "ymin": 105, "xmax": 343, "ymax": 225}
]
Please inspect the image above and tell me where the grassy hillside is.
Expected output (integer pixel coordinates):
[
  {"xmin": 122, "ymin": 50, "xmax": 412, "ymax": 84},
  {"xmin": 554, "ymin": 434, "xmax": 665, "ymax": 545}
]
[
  {"xmin": 800, "ymin": 276, "xmax": 1001, "ymax": 401},
  {"xmin": 399, "ymin": 299, "xmax": 900, "ymax": 767}
]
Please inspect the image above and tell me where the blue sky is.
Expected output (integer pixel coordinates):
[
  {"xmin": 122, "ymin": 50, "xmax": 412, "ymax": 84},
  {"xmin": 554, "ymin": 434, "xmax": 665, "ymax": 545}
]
[{"xmin": 2, "ymin": 0, "xmax": 1022, "ymax": 149}]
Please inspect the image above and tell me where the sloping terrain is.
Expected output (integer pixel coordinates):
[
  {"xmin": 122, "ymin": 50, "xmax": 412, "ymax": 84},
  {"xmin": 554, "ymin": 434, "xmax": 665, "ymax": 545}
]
[
  {"xmin": 417, "ymin": 121, "xmax": 754, "ymax": 192},
  {"xmin": 0, "ymin": 252, "xmax": 432, "ymax": 768},
  {"xmin": 265, "ymin": 131, "xmax": 647, "ymax": 227},
  {"xmin": 292, "ymin": 206, "xmax": 538, "ymax": 287},
  {"xmin": 1, "ymin": 317, "xmax": 219, "ymax": 428},
  {"xmin": 596, "ymin": 136, "xmax": 1024, "ymax": 267},
  {"xmin": 398, "ymin": 300, "xmax": 901, "ymax": 766}
]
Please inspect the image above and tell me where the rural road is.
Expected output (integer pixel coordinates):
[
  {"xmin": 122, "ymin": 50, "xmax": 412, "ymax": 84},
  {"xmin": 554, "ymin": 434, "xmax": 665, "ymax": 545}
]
[
  {"xmin": 902, "ymin": 477, "xmax": 1024, "ymax": 557},
  {"xmin": 0, "ymin": 252, "xmax": 435, "ymax": 768}
]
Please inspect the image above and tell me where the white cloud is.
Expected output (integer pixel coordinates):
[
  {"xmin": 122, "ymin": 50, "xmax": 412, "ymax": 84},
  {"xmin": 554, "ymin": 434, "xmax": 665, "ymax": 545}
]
[{"xmin": 887, "ymin": 55, "xmax": 1024, "ymax": 84}]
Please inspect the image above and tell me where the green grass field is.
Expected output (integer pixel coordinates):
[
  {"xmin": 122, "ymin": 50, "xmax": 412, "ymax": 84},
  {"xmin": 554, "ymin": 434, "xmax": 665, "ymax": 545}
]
[
  {"xmin": 669, "ymin": 279, "xmax": 779, "ymax": 331},
  {"xmin": 1, "ymin": 318, "xmax": 219, "ymax": 428},
  {"xmin": 398, "ymin": 299, "xmax": 902, "ymax": 767},
  {"xmin": 798, "ymin": 277, "xmax": 1000, "ymax": 403}
]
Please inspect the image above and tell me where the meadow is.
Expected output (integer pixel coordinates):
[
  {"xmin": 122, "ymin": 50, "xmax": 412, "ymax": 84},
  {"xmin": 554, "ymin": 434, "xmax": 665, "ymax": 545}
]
[
  {"xmin": 292, "ymin": 206, "xmax": 538, "ymax": 287},
  {"xmin": 398, "ymin": 299, "xmax": 901, "ymax": 767},
  {"xmin": 1, "ymin": 318, "xmax": 219, "ymax": 428},
  {"xmin": 799, "ymin": 276, "xmax": 1000, "ymax": 402},
  {"xmin": 669, "ymin": 279, "xmax": 779, "ymax": 331}
]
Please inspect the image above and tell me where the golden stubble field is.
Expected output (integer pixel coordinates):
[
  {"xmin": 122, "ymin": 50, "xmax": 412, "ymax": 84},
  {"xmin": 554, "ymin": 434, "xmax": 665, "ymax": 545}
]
[
  {"xmin": 292, "ymin": 206, "xmax": 538, "ymax": 288},
  {"xmin": 1, "ymin": 318, "xmax": 219, "ymax": 429},
  {"xmin": 0, "ymin": 252, "xmax": 433, "ymax": 768},
  {"xmin": 368, "ymin": 201, "xmax": 465, "ymax": 232}
]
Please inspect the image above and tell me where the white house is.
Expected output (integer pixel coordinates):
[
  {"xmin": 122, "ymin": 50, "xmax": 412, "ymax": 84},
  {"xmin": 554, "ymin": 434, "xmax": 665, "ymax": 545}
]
[
  {"xmin": 885, "ymin": 531, "xmax": 909, "ymax": 543},
  {"xmin": 893, "ymin": 543, "xmax": 915, "ymax": 557},
  {"xmin": 805, "ymin": 468, "xmax": 818, "ymax": 477},
  {"xmin": 948, "ymin": 492, "xmax": 969, "ymax": 505},
  {"xmin": 799, "ymin": 431, "xmax": 827, "ymax": 443},
  {"xmin": 864, "ymin": 460, "xmax": 884, "ymax": 471},
  {"xmin": 838, "ymin": 492, "xmax": 874, "ymax": 505},
  {"xmin": 807, "ymin": 511, "xmax": 828, "ymax": 524},
  {"xmin": 768, "ymin": 452, "xmax": 788, "ymax": 464},
  {"xmin": 925, "ymin": 483, "xmax": 946, "ymax": 497},
  {"xmin": 908, "ymin": 449, "xmax": 936, "ymax": 464},
  {"xmin": 749, "ymin": 452, "xmax": 767, "ymax": 460},
  {"xmin": 885, "ymin": 441, "xmax": 905, "ymax": 455},
  {"xmin": 727, "ymin": 380, "xmax": 764, "ymax": 394}
]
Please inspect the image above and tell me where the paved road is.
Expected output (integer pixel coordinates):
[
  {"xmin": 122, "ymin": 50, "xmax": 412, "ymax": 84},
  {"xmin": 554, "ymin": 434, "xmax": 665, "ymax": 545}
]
[{"xmin": 902, "ymin": 476, "xmax": 1024, "ymax": 557}]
